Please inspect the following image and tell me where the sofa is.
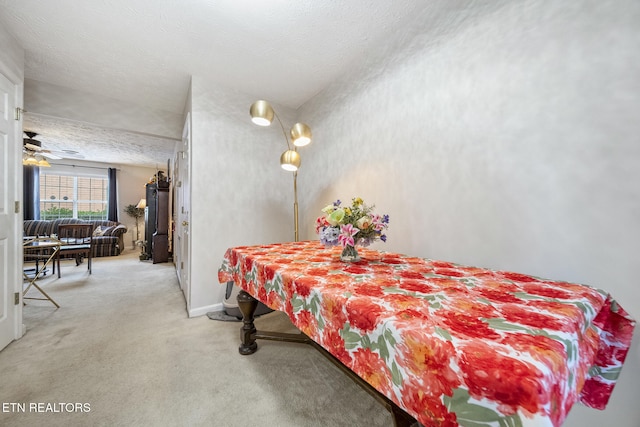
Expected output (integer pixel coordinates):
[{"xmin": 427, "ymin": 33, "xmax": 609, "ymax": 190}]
[{"xmin": 23, "ymin": 219, "xmax": 128, "ymax": 257}]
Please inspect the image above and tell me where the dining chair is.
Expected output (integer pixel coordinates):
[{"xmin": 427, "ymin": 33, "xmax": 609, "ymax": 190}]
[{"xmin": 55, "ymin": 223, "xmax": 94, "ymax": 278}]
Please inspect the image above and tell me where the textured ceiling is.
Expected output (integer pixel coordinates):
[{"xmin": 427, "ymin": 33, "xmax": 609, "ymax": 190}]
[
  {"xmin": 23, "ymin": 114, "xmax": 178, "ymax": 168},
  {"xmin": 0, "ymin": 0, "xmax": 427, "ymax": 167}
]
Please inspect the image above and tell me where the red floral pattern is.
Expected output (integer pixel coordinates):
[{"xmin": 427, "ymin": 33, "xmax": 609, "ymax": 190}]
[{"xmin": 218, "ymin": 241, "xmax": 635, "ymax": 427}]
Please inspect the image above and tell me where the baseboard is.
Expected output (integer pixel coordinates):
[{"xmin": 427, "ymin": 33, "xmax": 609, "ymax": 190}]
[{"xmin": 188, "ymin": 302, "xmax": 223, "ymax": 318}]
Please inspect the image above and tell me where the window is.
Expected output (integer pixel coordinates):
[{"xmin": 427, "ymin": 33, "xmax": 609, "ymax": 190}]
[{"xmin": 40, "ymin": 174, "xmax": 108, "ymax": 220}]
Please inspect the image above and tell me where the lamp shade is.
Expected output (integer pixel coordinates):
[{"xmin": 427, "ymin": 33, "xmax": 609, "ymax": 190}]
[
  {"xmin": 250, "ymin": 100, "xmax": 274, "ymax": 126},
  {"xmin": 291, "ymin": 123, "xmax": 312, "ymax": 147},
  {"xmin": 280, "ymin": 150, "xmax": 301, "ymax": 171},
  {"xmin": 23, "ymin": 153, "xmax": 38, "ymax": 166},
  {"xmin": 136, "ymin": 198, "xmax": 146, "ymax": 209},
  {"xmin": 37, "ymin": 156, "xmax": 51, "ymax": 167}
]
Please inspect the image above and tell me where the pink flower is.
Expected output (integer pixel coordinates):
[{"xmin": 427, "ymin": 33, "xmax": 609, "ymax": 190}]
[
  {"xmin": 371, "ymin": 214, "xmax": 385, "ymax": 231},
  {"xmin": 338, "ymin": 223, "xmax": 359, "ymax": 247},
  {"xmin": 315, "ymin": 216, "xmax": 329, "ymax": 233}
]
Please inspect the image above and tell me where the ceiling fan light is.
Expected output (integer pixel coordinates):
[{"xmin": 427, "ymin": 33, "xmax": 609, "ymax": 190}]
[
  {"xmin": 37, "ymin": 156, "xmax": 51, "ymax": 167},
  {"xmin": 291, "ymin": 123, "xmax": 312, "ymax": 147},
  {"xmin": 24, "ymin": 154, "xmax": 38, "ymax": 166},
  {"xmin": 250, "ymin": 100, "xmax": 274, "ymax": 126},
  {"xmin": 280, "ymin": 150, "xmax": 300, "ymax": 171}
]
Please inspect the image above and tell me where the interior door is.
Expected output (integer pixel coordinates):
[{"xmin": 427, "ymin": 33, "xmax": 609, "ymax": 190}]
[
  {"xmin": 175, "ymin": 114, "xmax": 191, "ymax": 312},
  {"xmin": 0, "ymin": 72, "xmax": 21, "ymax": 351}
]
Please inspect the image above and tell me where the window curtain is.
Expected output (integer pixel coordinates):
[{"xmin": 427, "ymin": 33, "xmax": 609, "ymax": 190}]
[
  {"xmin": 23, "ymin": 165, "xmax": 40, "ymax": 220},
  {"xmin": 107, "ymin": 167, "xmax": 118, "ymax": 221}
]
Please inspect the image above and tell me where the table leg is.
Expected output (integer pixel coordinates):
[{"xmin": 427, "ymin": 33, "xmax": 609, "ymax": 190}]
[
  {"xmin": 233, "ymin": 289, "xmax": 420, "ymax": 426},
  {"xmin": 237, "ymin": 290, "xmax": 258, "ymax": 355},
  {"xmin": 23, "ymin": 245, "xmax": 60, "ymax": 308}
]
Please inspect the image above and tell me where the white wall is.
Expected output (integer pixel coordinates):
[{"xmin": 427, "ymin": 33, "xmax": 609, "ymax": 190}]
[
  {"xmin": 117, "ymin": 164, "xmax": 158, "ymax": 249},
  {"xmin": 188, "ymin": 78, "xmax": 297, "ymax": 315},
  {"xmin": 297, "ymin": 1, "xmax": 639, "ymax": 426}
]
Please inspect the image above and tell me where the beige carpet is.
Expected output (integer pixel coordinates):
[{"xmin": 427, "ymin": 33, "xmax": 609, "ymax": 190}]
[{"xmin": 0, "ymin": 250, "xmax": 392, "ymax": 427}]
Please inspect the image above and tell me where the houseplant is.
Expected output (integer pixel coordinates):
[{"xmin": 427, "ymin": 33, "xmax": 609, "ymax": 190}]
[{"xmin": 124, "ymin": 204, "xmax": 144, "ymax": 250}]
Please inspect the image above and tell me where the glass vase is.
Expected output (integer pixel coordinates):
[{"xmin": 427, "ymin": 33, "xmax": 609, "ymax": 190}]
[{"xmin": 340, "ymin": 244, "xmax": 361, "ymax": 262}]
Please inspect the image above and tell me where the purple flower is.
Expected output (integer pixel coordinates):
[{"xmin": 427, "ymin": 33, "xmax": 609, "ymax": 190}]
[
  {"xmin": 319, "ymin": 226, "xmax": 340, "ymax": 246},
  {"xmin": 359, "ymin": 238, "xmax": 372, "ymax": 247}
]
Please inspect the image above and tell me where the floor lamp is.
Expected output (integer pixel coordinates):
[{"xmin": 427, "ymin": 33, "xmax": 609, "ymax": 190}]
[{"xmin": 250, "ymin": 100, "xmax": 312, "ymax": 242}]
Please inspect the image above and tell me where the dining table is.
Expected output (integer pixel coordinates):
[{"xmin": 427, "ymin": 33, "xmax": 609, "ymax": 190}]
[{"xmin": 218, "ymin": 240, "xmax": 635, "ymax": 427}]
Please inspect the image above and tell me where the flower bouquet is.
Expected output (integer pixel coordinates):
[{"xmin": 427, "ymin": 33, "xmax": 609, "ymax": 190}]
[{"xmin": 315, "ymin": 197, "xmax": 389, "ymax": 262}]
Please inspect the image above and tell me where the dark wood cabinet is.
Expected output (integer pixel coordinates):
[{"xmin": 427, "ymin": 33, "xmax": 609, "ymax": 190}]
[{"xmin": 144, "ymin": 183, "xmax": 169, "ymax": 263}]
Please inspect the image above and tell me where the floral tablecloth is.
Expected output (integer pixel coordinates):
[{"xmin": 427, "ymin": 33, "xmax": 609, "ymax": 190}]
[{"xmin": 217, "ymin": 241, "xmax": 635, "ymax": 427}]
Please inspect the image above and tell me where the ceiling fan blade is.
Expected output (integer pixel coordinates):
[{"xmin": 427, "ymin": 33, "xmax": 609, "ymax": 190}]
[
  {"xmin": 41, "ymin": 152, "xmax": 62, "ymax": 160},
  {"xmin": 24, "ymin": 142, "xmax": 42, "ymax": 151}
]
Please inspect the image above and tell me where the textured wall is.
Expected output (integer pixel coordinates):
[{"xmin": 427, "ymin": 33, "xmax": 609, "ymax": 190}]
[
  {"xmin": 190, "ymin": 78, "xmax": 299, "ymax": 312},
  {"xmin": 298, "ymin": 1, "xmax": 640, "ymax": 425},
  {"xmin": 116, "ymin": 164, "xmax": 158, "ymax": 246}
]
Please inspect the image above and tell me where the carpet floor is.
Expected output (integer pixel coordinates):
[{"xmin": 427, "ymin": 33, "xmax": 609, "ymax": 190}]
[{"xmin": 0, "ymin": 249, "xmax": 392, "ymax": 426}]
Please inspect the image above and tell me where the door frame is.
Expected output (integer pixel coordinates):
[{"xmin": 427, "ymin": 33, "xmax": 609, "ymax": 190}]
[
  {"xmin": 0, "ymin": 71, "xmax": 24, "ymax": 351},
  {"xmin": 174, "ymin": 113, "xmax": 191, "ymax": 313}
]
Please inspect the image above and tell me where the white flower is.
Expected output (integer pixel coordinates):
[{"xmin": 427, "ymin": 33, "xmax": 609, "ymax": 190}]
[
  {"xmin": 356, "ymin": 216, "xmax": 371, "ymax": 230},
  {"xmin": 321, "ymin": 204, "xmax": 335, "ymax": 214},
  {"xmin": 327, "ymin": 208, "xmax": 345, "ymax": 226}
]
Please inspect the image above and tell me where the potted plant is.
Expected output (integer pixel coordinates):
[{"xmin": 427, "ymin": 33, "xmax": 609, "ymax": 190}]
[{"xmin": 124, "ymin": 204, "xmax": 145, "ymax": 250}]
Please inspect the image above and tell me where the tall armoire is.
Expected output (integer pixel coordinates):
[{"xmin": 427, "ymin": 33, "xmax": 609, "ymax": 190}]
[{"xmin": 144, "ymin": 182, "xmax": 169, "ymax": 263}]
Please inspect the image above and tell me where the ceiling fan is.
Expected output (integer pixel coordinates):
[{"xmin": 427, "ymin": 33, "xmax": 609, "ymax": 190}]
[{"xmin": 22, "ymin": 131, "xmax": 83, "ymax": 167}]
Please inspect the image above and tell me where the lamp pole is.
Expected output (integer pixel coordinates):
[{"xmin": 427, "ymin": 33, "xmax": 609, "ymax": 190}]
[
  {"xmin": 293, "ymin": 171, "xmax": 299, "ymax": 242},
  {"xmin": 249, "ymin": 100, "xmax": 311, "ymax": 243},
  {"xmin": 276, "ymin": 108, "xmax": 301, "ymax": 240}
]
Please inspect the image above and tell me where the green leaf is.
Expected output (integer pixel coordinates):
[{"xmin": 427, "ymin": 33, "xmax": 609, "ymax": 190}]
[
  {"xmin": 309, "ymin": 295, "xmax": 320, "ymax": 315},
  {"xmin": 456, "ymin": 405, "xmax": 505, "ymax": 422},
  {"xmin": 455, "ymin": 421, "xmax": 493, "ymax": 427},
  {"xmin": 514, "ymin": 291, "xmax": 543, "ymax": 300},
  {"xmin": 599, "ymin": 367, "xmax": 622, "ymax": 381},
  {"xmin": 435, "ymin": 327, "xmax": 453, "ymax": 341},
  {"xmin": 485, "ymin": 318, "xmax": 529, "ymax": 332},
  {"xmin": 342, "ymin": 330, "xmax": 362, "ymax": 344},
  {"xmin": 344, "ymin": 341, "xmax": 358, "ymax": 350},
  {"xmin": 572, "ymin": 301, "xmax": 596, "ymax": 318},
  {"xmin": 377, "ymin": 335, "xmax": 389, "ymax": 359},
  {"xmin": 460, "ymin": 278, "xmax": 477, "ymax": 287},
  {"xmin": 445, "ymin": 388, "xmax": 523, "ymax": 427},
  {"xmin": 290, "ymin": 297, "xmax": 304, "ymax": 310},
  {"xmin": 361, "ymin": 334, "xmax": 372, "ymax": 349},
  {"xmin": 444, "ymin": 387, "xmax": 470, "ymax": 411},
  {"xmin": 384, "ymin": 328, "xmax": 397, "ymax": 347},
  {"xmin": 391, "ymin": 362, "xmax": 403, "ymax": 387},
  {"xmin": 499, "ymin": 414, "xmax": 523, "ymax": 427}
]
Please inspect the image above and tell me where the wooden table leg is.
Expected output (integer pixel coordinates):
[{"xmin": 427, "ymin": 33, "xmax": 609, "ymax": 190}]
[
  {"xmin": 234, "ymin": 289, "xmax": 421, "ymax": 426},
  {"xmin": 237, "ymin": 290, "xmax": 258, "ymax": 355}
]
